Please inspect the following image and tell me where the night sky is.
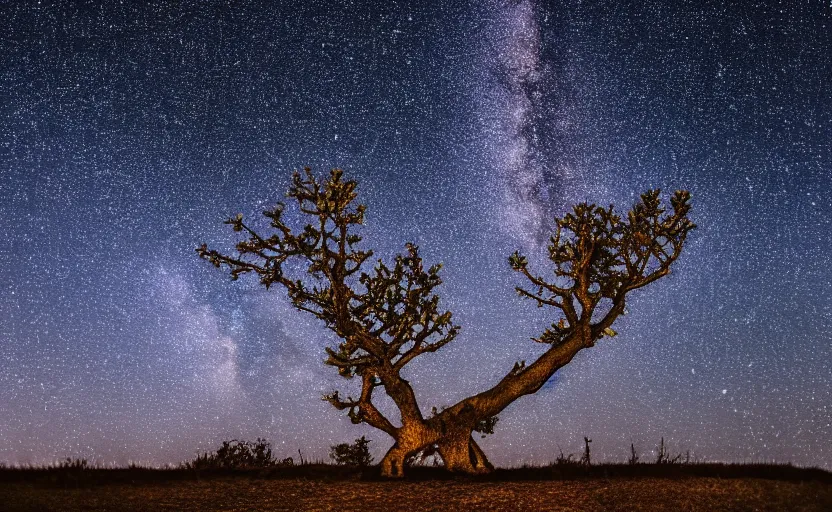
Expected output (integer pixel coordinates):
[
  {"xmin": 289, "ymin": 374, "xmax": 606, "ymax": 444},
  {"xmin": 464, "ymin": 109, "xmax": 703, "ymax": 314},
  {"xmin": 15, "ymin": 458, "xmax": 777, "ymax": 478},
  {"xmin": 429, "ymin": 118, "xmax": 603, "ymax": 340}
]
[{"xmin": 1, "ymin": 1, "xmax": 830, "ymax": 470}]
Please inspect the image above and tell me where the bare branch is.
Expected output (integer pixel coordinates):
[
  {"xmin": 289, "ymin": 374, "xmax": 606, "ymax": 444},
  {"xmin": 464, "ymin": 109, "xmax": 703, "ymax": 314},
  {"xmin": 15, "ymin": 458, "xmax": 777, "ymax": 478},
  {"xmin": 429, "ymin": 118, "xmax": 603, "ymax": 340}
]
[{"xmin": 454, "ymin": 189, "xmax": 695, "ymax": 420}]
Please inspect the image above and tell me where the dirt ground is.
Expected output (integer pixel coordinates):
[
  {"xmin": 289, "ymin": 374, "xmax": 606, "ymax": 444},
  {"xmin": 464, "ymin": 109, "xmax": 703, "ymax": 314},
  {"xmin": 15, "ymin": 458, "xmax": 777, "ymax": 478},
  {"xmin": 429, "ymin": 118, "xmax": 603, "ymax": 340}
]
[{"xmin": 1, "ymin": 477, "xmax": 830, "ymax": 512}]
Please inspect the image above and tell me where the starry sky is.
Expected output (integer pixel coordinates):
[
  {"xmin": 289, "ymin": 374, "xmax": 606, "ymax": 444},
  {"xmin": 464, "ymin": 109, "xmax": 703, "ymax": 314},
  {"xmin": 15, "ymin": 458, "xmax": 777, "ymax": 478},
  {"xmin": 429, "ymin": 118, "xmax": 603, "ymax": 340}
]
[{"xmin": 1, "ymin": 0, "xmax": 830, "ymax": 469}]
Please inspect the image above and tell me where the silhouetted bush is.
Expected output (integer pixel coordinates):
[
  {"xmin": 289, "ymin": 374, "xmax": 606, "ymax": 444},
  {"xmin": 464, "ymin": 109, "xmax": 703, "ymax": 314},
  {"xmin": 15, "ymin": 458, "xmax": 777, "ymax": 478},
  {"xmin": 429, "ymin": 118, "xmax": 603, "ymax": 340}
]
[
  {"xmin": 183, "ymin": 439, "xmax": 279, "ymax": 470},
  {"xmin": 555, "ymin": 447, "xmax": 578, "ymax": 466},
  {"xmin": 655, "ymin": 437, "xmax": 683, "ymax": 465},
  {"xmin": 329, "ymin": 436, "xmax": 373, "ymax": 467},
  {"xmin": 58, "ymin": 458, "xmax": 89, "ymax": 470}
]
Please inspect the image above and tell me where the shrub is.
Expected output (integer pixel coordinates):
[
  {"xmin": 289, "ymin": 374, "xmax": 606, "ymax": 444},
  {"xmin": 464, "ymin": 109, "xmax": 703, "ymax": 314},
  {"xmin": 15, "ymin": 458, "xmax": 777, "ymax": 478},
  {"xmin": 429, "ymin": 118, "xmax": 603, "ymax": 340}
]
[
  {"xmin": 555, "ymin": 446, "xmax": 578, "ymax": 466},
  {"xmin": 329, "ymin": 436, "xmax": 373, "ymax": 467},
  {"xmin": 183, "ymin": 438, "xmax": 278, "ymax": 470},
  {"xmin": 655, "ymin": 437, "xmax": 682, "ymax": 465},
  {"xmin": 57, "ymin": 458, "xmax": 89, "ymax": 470}
]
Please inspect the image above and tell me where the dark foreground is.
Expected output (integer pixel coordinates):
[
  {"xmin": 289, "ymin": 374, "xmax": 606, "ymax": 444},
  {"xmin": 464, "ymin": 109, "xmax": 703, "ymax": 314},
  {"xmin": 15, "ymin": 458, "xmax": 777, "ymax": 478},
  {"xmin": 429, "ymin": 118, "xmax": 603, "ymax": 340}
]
[{"xmin": 1, "ymin": 464, "xmax": 830, "ymax": 511}]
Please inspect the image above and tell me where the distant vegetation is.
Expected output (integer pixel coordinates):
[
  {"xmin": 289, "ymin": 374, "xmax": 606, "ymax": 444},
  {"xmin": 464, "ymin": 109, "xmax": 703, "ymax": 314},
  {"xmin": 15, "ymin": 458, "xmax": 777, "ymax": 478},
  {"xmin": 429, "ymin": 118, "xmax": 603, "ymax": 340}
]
[
  {"xmin": 329, "ymin": 436, "xmax": 373, "ymax": 467},
  {"xmin": 1, "ymin": 436, "xmax": 828, "ymax": 485},
  {"xmin": 181, "ymin": 439, "xmax": 292, "ymax": 470}
]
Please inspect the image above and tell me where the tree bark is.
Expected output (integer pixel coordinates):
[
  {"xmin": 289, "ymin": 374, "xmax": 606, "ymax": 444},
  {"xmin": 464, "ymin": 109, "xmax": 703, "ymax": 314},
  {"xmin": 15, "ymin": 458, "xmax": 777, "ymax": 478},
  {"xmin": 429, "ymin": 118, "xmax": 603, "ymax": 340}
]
[
  {"xmin": 379, "ymin": 425, "xmax": 435, "ymax": 478},
  {"xmin": 379, "ymin": 424, "xmax": 495, "ymax": 477},
  {"xmin": 380, "ymin": 443, "xmax": 408, "ymax": 478},
  {"xmin": 439, "ymin": 332, "xmax": 588, "ymax": 426},
  {"xmin": 437, "ymin": 435, "xmax": 493, "ymax": 474}
]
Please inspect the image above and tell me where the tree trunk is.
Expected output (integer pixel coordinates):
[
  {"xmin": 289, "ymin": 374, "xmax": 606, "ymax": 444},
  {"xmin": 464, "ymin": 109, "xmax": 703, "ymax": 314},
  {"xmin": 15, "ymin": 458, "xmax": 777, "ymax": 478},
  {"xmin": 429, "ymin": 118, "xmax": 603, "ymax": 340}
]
[
  {"xmin": 379, "ymin": 429, "xmax": 494, "ymax": 477},
  {"xmin": 437, "ymin": 435, "xmax": 494, "ymax": 474},
  {"xmin": 377, "ymin": 335, "xmax": 592, "ymax": 479},
  {"xmin": 380, "ymin": 442, "xmax": 408, "ymax": 478},
  {"xmin": 447, "ymin": 332, "xmax": 589, "ymax": 422},
  {"xmin": 379, "ymin": 425, "xmax": 434, "ymax": 478}
]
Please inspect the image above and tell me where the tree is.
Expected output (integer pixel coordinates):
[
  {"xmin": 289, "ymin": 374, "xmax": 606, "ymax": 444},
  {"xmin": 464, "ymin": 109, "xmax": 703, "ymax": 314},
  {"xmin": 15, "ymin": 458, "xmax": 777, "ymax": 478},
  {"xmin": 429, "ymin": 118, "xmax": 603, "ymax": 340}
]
[
  {"xmin": 198, "ymin": 168, "xmax": 695, "ymax": 477},
  {"xmin": 330, "ymin": 436, "xmax": 373, "ymax": 467}
]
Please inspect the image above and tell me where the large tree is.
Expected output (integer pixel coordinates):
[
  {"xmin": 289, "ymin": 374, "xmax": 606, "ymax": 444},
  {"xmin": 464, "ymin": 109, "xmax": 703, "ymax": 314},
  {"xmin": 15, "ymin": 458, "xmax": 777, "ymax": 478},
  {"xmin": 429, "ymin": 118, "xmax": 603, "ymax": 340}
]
[{"xmin": 198, "ymin": 168, "xmax": 695, "ymax": 477}]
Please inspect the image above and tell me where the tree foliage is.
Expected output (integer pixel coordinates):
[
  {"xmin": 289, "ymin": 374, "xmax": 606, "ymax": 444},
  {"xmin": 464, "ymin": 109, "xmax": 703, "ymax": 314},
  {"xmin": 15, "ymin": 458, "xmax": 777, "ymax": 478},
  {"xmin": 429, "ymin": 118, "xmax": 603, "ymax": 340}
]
[{"xmin": 509, "ymin": 189, "xmax": 695, "ymax": 346}]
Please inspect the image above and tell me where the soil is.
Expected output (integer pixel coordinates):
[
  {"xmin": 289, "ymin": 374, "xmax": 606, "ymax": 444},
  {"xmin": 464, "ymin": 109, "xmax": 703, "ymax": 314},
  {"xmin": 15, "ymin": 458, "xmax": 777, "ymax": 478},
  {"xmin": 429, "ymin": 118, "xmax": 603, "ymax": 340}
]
[{"xmin": 1, "ymin": 476, "xmax": 831, "ymax": 511}]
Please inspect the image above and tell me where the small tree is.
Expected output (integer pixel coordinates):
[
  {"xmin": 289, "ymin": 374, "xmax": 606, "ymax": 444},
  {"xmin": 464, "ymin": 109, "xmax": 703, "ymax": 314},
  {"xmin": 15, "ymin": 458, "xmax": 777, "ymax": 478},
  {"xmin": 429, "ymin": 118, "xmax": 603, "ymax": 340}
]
[
  {"xmin": 199, "ymin": 168, "xmax": 695, "ymax": 477},
  {"xmin": 330, "ymin": 436, "xmax": 373, "ymax": 467}
]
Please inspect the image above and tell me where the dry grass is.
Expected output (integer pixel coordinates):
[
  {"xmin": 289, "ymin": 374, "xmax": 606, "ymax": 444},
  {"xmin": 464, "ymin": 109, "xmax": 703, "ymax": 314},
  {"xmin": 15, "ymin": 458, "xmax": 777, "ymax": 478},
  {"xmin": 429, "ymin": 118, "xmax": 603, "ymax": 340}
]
[{"xmin": 1, "ymin": 476, "xmax": 830, "ymax": 511}]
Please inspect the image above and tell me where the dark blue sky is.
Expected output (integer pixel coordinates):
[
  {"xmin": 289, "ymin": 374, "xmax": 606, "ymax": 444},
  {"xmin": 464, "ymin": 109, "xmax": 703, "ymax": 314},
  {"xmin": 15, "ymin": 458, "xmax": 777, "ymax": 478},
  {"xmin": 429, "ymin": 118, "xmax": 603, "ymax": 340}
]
[{"xmin": 1, "ymin": 0, "xmax": 830, "ymax": 468}]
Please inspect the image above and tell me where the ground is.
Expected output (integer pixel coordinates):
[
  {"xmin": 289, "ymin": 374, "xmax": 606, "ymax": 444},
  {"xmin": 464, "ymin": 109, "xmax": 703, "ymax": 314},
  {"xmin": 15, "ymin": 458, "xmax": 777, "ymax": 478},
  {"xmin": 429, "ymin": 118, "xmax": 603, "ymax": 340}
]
[{"xmin": 1, "ymin": 476, "xmax": 830, "ymax": 511}]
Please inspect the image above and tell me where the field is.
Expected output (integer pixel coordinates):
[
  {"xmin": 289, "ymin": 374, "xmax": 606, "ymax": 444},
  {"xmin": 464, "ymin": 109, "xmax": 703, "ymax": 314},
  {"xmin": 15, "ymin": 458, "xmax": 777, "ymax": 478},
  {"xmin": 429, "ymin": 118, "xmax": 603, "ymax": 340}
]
[{"xmin": 1, "ymin": 464, "xmax": 830, "ymax": 511}]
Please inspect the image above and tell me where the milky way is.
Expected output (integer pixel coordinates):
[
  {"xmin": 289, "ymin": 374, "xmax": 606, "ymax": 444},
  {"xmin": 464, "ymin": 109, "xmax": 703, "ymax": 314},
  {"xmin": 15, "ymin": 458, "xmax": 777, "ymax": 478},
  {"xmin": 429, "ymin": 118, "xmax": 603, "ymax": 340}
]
[
  {"xmin": 474, "ymin": 0, "xmax": 549, "ymax": 247},
  {"xmin": 1, "ymin": 1, "xmax": 830, "ymax": 469}
]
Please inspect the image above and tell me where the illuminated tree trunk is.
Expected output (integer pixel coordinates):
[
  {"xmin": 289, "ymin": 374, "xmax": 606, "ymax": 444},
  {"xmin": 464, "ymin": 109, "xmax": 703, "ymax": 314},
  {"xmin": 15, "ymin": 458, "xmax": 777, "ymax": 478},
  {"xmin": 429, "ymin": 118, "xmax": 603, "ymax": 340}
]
[
  {"xmin": 436, "ymin": 435, "xmax": 493, "ymax": 474},
  {"xmin": 379, "ymin": 442, "xmax": 408, "ymax": 478},
  {"xmin": 379, "ymin": 331, "xmax": 591, "ymax": 477},
  {"xmin": 378, "ymin": 427, "xmax": 493, "ymax": 477}
]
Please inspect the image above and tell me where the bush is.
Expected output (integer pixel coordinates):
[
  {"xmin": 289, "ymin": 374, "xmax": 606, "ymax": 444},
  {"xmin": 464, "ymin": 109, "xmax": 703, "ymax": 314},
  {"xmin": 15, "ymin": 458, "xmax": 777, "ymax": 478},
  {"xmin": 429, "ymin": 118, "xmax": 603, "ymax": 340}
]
[
  {"xmin": 329, "ymin": 436, "xmax": 373, "ymax": 467},
  {"xmin": 655, "ymin": 437, "xmax": 683, "ymax": 465},
  {"xmin": 183, "ymin": 439, "xmax": 278, "ymax": 470},
  {"xmin": 57, "ymin": 458, "xmax": 89, "ymax": 470},
  {"xmin": 555, "ymin": 447, "xmax": 578, "ymax": 466}
]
